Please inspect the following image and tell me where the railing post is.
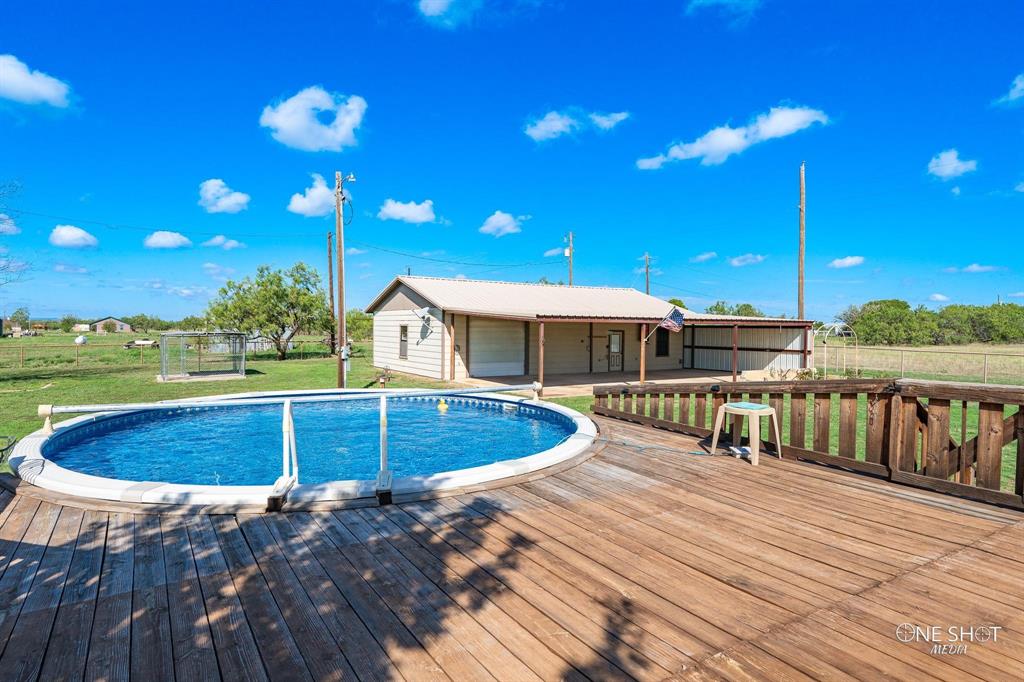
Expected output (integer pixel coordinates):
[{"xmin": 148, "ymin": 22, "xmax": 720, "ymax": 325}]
[
  {"xmin": 376, "ymin": 395, "xmax": 393, "ymax": 505},
  {"xmin": 281, "ymin": 399, "xmax": 293, "ymax": 481}
]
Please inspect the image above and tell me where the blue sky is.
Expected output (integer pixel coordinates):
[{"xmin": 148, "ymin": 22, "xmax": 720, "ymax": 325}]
[{"xmin": 1, "ymin": 0, "xmax": 1021, "ymax": 321}]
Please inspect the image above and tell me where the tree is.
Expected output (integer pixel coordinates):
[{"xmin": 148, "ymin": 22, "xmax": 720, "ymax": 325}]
[
  {"xmin": 10, "ymin": 307, "xmax": 29, "ymax": 328},
  {"xmin": 206, "ymin": 263, "xmax": 331, "ymax": 360},
  {"xmin": 667, "ymin": 297, "xmax": 686, "ymax": 309},
  {"xmin": 59, "ymin": 314, "xmax": 78, "ymax": 333},
  {"xmin": 177, "ymin": 315, "xmax": 207, "ymax": 331},
  {"xmin": 0, "ymin": 182, "xmax": 27, "ymax": 288},
  {"xmin": 102, "ymin": 320, "xmax": 117, "ymax": 334},
  {"xmin": 704, "ymin": 301, "xmax": 766, "ymax": 317},
  {"xmin": 346, "ymin": 309, "xmax": 373, "ymax": 341}
]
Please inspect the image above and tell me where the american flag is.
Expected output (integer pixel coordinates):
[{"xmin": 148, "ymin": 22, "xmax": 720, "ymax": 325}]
[{"xmin": 658, "ymin": 307, "xmax": 686, "ymax": 332}]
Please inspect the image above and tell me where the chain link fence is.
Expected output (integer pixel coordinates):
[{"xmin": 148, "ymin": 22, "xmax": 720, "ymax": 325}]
[{"xmin": 815, "ymin": 343, "xmax": 1024, "ymax": 385}]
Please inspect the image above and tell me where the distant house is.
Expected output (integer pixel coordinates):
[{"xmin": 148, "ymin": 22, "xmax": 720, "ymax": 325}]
[
  {"xmin": 91, "ymin": 317, "xmax": 132, "ymax": 333},
  {"xmin": 366, "ymin": 276, "xmax": 814, "ymax": 385},
  {"xmin": 72, "ymin": 323, "xmax": 91, "ymax": 332}
]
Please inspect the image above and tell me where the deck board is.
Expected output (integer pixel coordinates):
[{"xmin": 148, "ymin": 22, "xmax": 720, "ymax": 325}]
[{"xmin": 0, "ymin": 416, "xmax": 1022, "ymax": 681}]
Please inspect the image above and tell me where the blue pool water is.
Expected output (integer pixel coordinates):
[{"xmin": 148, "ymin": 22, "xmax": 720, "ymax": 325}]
[{"xmin": 43, "ymin": 396, "xmax": 576, "ymax": 486}]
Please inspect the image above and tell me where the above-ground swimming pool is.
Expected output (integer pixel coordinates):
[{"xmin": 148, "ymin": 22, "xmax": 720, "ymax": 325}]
[{"xmin": 11, "ymin": 389, "xmax": 596, "ymax": 506}]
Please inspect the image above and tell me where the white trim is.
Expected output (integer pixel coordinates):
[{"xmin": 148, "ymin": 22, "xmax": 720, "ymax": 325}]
[{"xmin": 10, "ymin": 389, "xmax": 595, "ymax": 507}]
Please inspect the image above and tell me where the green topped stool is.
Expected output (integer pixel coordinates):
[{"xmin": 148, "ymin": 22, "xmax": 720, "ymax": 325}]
[{"xmin": 709, "ymin": 401, "xmax": 781, "ymax": 466}]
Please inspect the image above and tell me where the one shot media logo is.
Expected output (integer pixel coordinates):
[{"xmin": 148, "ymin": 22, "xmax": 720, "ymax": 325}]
[{"xmin": 895, "ymin": 623, "xmax": 1003, "ymax": 655}]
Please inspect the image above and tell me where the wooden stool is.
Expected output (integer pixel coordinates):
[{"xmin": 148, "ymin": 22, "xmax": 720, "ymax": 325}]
[{"xmin": 710, "ymin": 401, "xmax": 781, "ymax": 466}]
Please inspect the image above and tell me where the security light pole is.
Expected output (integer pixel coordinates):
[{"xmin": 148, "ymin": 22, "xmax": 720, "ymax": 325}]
[
  {"xmin": 644, "ymin": 252, "xmax": 651, "ymax": 294},
  {"xmin": 335, "ymin": 171, "xmax": 355, "ymax": 388},
  {"xmin": 567, "ymin": 231, "xmax": 574, "ymax": 286},
  {"xmin": 326, "ymin": 232, "xmax": 336, "ymax": 354},
  {"xmin": 798, "ymin": 161, "xmax": 806, "ymax": 319}
]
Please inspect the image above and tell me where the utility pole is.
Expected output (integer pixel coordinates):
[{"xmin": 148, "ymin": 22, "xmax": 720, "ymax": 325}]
[
  {"xmin": 644, "ymin": 252, "xmax": 651, "ymax": 295},
  {"xmin": 798, "ymin": 161, "xmax": 806, "ymax": 320},
  {"xmin": 567, "ymin": 231, "xmax": 574, "ymax": 286},
  {"xmin": 326, "ymin": 232, "xmax": 336, "ymax": 354},
  {"xmin": 335, "ymin": 171, "xmax": 355, "ymax": 388}
]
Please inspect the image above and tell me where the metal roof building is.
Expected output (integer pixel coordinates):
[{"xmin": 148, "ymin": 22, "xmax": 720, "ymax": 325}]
[{"xmin": 366, "ymin": 276, "xmax": 813, "ymax": 390}]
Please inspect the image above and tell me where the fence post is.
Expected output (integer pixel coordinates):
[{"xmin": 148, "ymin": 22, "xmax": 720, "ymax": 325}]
[
  {"xmin": 983, "ymin": 354, "xmax": 989, "ymax": 384},
  {"xmin": 899, "ymin": 351, "xmax": 905, "ymax": 378},
  {"xmin": 886, "ymin": 393, "xmax": 904, "ymax": 478},
  {"xmin": 75, "ymin": 345, "xmax": 80, "ymax": 368},
  {"xmin": 20, "ymin": 346, "xmax": 24, "ymax": 368},
  {"xmin": 140, "ymin": 347, "xmax": 144, "ymax": 366},
  {"xmin": 376, "ymin": 395, "xmax": 393, "ymax": 505}
]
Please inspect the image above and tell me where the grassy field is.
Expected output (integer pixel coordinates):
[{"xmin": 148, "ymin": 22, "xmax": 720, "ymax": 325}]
[
  {"xmin": 0, "ymin": 331, "xmax": 335, "ymax": 374},
  {"xmin": 815, "ymin": 341, "xmax": 1024, "ymax": 385}
]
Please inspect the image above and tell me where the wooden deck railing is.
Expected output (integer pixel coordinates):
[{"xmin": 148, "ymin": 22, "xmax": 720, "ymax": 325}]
[{"xmin": 594, "ymin": 378, "xmax": 1024, "ymax": 509}]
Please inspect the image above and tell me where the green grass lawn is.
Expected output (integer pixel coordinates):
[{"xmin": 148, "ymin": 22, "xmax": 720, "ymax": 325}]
[{"xmin": 0, "ymin": 343, "xmax": 441, "ymax": 444}]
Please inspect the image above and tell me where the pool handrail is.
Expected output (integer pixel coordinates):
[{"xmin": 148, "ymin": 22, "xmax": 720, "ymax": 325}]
[{"xmin": 37, "ymin": 383, "xmax": 543, "ymax": 434}]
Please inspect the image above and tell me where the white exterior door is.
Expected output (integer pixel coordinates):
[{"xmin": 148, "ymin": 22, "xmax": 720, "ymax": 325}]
[{"xmin": 469, "ymin": 318, "xmax": 525, "ymax": 377}]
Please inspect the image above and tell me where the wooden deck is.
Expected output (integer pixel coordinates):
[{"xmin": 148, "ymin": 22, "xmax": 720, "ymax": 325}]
[{"xmin": 1, "ymin": 417, "xmax": 1022, "ymax": 681}]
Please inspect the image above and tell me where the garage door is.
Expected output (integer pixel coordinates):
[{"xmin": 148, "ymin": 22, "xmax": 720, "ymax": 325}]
[{"xmin": 469, "ymin": 318, "xmax": 525, "ymax": 377}]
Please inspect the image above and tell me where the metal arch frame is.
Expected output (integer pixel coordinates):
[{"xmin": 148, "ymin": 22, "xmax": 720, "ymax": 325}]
[{"xmin": 813, "ymin": 322, "xmax": 859, "ymax": 379}]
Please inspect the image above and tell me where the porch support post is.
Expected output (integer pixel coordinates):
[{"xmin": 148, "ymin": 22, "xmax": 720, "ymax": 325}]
[
  {"xmin": 447, "ymin": 313, "xmax": 456, "ymax": 381},
  {"xmin": 640, "ymin": 323, "xmax": 648, "ymax": 384},
  {"xmin": 538, "ymin": 321, "xmax": 545, "ymax": 396},
  {"xmin": 802, "ymin": 325, "xmax": 810, "ymax": 369},
  {"xmin": 731, "ymin": 324, "xmax": 739, "ymax": 382}
]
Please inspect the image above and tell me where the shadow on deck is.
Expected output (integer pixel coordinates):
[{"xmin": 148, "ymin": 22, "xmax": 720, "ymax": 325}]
[{"xmin": 0, "ymin": 417, "xmax": 1021, "ymax": 680}]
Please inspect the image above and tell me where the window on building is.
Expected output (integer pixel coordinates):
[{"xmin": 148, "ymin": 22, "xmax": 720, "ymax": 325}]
[
  {"xmin": 399, "ymin": 325, "xmax": 408, "ymax": 359},
  {"xmin": 655, "ymin": 327, "xmax": 670, "ymax": 357}
]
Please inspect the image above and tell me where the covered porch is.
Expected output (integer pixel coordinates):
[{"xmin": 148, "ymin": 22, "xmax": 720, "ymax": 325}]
[{"xmin": 449, "ymin": 315, "xmax": 814, "ymax": 395}]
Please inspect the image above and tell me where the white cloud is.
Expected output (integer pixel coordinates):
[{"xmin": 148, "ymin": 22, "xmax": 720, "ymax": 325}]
[
  {"xmin": 929, "ymin": 293, "xmax": 950, "ymax": 302},
  {"xmin": 525, "ymin": 111, "xmax": 580, "ymax": 141},
  {"xmin": 418, "ymin": 0, "xmax": 454, "ymax": 16},
  {"xmin": 690, "ymin": 251, "xmax": 717, "ymax": 263},
  {"xmin": 1015, "ymin": 182, "xmax": 1024, "ymax": 193},
  {"xmin": 0, "ymin": 213, "xmax": 19, "ymax": 235},
  {"xmin": 1009, "ymin": 292, "xmax": 1024, "ymax": 298},
  {"xmin": 166, "ymin": 285, "xmax": 210, "ymax": 299},
  {"xmin": 638, "ymin": 105, "xmax": 828, "ymax": 169},
  {"xmin": 202, "ymin": 262, "xmax": 235, "ymax": 280},
  {"xmin": 377, "ymin": 198, "xmax": 436, "ymax": 224},
  {"xmin": 962, "ymin": 263, "xmax": 997, "ymax": 273},
  {"xmin": 198, "ymin": 179, "xmax": 250, "ymax": 214},
  {"xmin": 54, "ymin": 263, "xmax": 88, "ymax": 274},
  {"xmin": 259, "ymin": 86, "xmax": 367, "ymax": 152},
  {"xmin": 951, "ymin": 186, "xmax": 961, "ymax": 196},
  {"xmin": 0, "ymin": 54, "xmax": 70, "ymax": 107},
  {"xmin": 828, "ymin": 255, "xmax": 864, "ymax": 269},
  {"xmin": 49, "ymin": 225, "xmax": 97, "ymax": 248},
  {"xmin": 687, "ymin": 0, "xmax": 761, "ymax": 20},
  {"xmin": 202, "ymin": 234, "xmax": 244, "ymax": 250},
  {"xmin": 544, "ymin": 247, "xmax": 565, "ymax": 257},
  {"xmin": 346, "ymin": 247, "xmax": 367, "ymax": 255},
  {"xmin": 479, "ymin": 211, "xmax": 526, "ymax": 238},
  {"xmin": 287, "ymin": 173, "xmax": 335, "ymax": 217},
  {"xmin": 927, "ymin": 149, "xmax": 977, "ymax": 180},
  {"xmin": 994, "ymin": 73, "xmax": 1024, "ymax": 105},
  {"xmin": 729, "ymin": 253, "xmax": 765, "ymax": 267},
  {"xmin": 416, "ymin": 0, "xmax": 485, "ymax": 27},
  {"xmin": 589, "ymin": 111, "xmax": 630, "ymax": 130},
  {"xmin": 144, "ymin": 231, "xmax": 192, "ymax": 249}
]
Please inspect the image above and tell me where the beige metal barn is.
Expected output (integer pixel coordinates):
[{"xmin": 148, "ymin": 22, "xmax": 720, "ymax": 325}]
[{"xmin": 366, "ymin": 276, "xmax": 814, "ymax": 387}]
